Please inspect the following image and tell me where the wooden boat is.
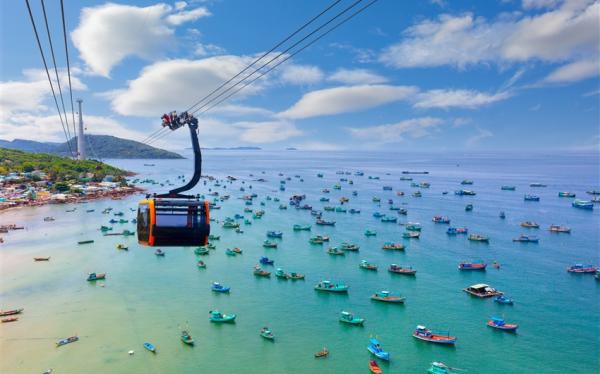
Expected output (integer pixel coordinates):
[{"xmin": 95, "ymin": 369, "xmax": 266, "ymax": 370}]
[
  {"xmin": 369, "ymin": 360, "xmax": 383, "ymax": 374},
  {"xmin": 263, "ymin": 240, "xmax": 278, "ymax": 248},
  {"xmin": 181, "ymin": 330, "xmax": 194, "ymax": 345},
  {"xmin": 360, "ymin": 260, "xmax": 378, "ymax": 271},
  {"xmin": 260, "ymin": 327, "xmax": 275, "ymax": 340},
  {"xmin": 371, "ymin": 291, "xmax": 405, "ymax": 303},
  {"xmin": 524, "ymin": 194, "xmax": 540, "ymax": 201},
  {"xmin": 293, "ymin": 224, "xmax": 311, "ymax": 231},
  {"xmin": 0, "ymin": 308, "xmax": 23, "ymax": 317},
  {"xmin": 314, "ymin": 280, "xmax": 348, "ymax": 293},
  {"xmin": 455, "ymin": 189, "xmax": 476, "ymax": 196},
  {"xmin": 446, "ymin": 227, "xmax": 468, "ymax": 235},
  {"xmin": 468, "ymin": 234, "xmax": 489, "ymax": 242},
  {"xmin": 197, "ymin": 261, "xmax": 206, "ymax": 268},
  {"xmin": 267, "ymin": 230, "xmax": 283, "ymax": 238},
  {"xmin": 327, "ymin": 247, "xmax": 345, "ymax": 256},
  {"xmin": 232, "ymin": 247, "xmax": 243, "ymax": 254},
  {"xmin": 57, "ymin": 336, "xmax": 79, "ymax": 347},
  {"xmin": 380, "ymin": 216, "xmax": 397, "ymax": 223},
  {"xmin": 382, "ymin": 242, "xmax": 404, "ymax": 250},
  {"xmin": 289, "ymin": 272, "xmax": 305, "ymax": 280},
  {"xmin": 388, "ymin": 264, "xmax": 416, "ymax": 275},
  {"xmin": 572, "ymin": 199, "xmax": 594, "ymax": 210},
  {"xmin": 259, "ymin": 256, "xmax": 274, "ymax": 265},
  {"xmin": 100, "ymin": 225, "xmax": 113, "ymax": 232},
  {"xmin": 194, "ymin": 247, "xmax": 209, "ymax": 255},
  {"xmin": 275, "ymin": 268, "xmax": 290, "ymax": 279},
  {"xmin": 501, "ymin": 185, "xmax": 516, "ymax": 191},
  {"xmin": 432, "ymin": 216, "xmax": 450, "ymax": 224},
  {"xmin": 121, "ymin": 230, "xmax": 135, "ymax": 236},
  {"xmin": 314, "ymin": 348, "xmax": 329, "ymax": 358},
  {"xmin": 549, "ymin": 224, "xmax": 571, "ymax": 233},
  {"xmin": 209, "ymin": 310, "xmax": 236, "ymax": 323},
  {"xmin": 209, "ymin": 234, "xmax": 220, "ymax": 240},
  {"xmin": 558, "ymin": 192, "xmax": 576, "ymax": 197},
  {"xmin": 1, "ymin": 317, "xmax": 18, "ymax": 323},
  {"xmin": 34, "ymin": 257, "xmax": 51, "ymax": 261},
  {"xmin": 463, "ymin": 283, "xmax": 502, "ymax": 298},
  {"xmin": 116, "ymin": 244, "xmax": 128, "ymax": 250},
  {"xmin": 405, "ymin": 223, "xmax": 421, "ymax": 231},
  {"xmin": 513, "ymin": 234, "xmax": 539, "ymax": 243},
  {"xmin": 458, "ymin": 261, "xmax": 486, "ymax": 270},
  {"xmin": 316, "ymin": 219, "xmax": 335, "ymax": 226},
  {"xmin": 143, "ymin": 342, "xmax": 156, "ymax": 352},
  {"xmin": 155, "ymin": 249, "xmax": 165, "ymax": 256},
  {"xmin": 427, "ymin": 362, "xmax": 459, "ymax": 374},
  {"xmin": 567, "ymin": 264, "xmax": 597, "ymax": 273},
  {"xmin": 520, "ymin": 221, "xmax": 540, "ymax": 228},
  {"xmin": 494, "ymin": 295, "xmax": 514, "ymax": 304},
  {"xmin": 78, "ymin": 240, "xmax": 94, "ymax": 245},
  {"xmin": 413, "ymin": 325, "xmax": 456, "ymax": 344},
  {"xmin": 87, "ymin": 272, "xmax": 106, "ymax": 281},
  {"xmin": 340, "ymin": 242, "xmax": 359, "ymax": 251},
  {"xmin": 465, "ymin": 204, "xmax": 473, "ymax": 211},
  {"xmin": 253, "ymin": 265, "xmax": 271, "ymax": 277},
  {"xmin": 339, "ymin": 311, "xmax": 365, "ymax": 326},
  {"xmin": 487, "ymin": 317, "xmax": 518, "ymax": 332},
  {"xmin": 43, "ymin": 216, "xmax": 55, "ymax": 222},
  {"xmin": 402, "ymin": 231, "xmax": 420, "ymax": 239},
  {"xmin": 364, "ymin": 230, "xmax": 377, "ymax": 237},
  {"xmin": 211, "ymin": 282, "xmax": 230, "ymax": 293},
  {"xmin": 367, "ymin": 338, "xmax": 389, "ymax": 361}
]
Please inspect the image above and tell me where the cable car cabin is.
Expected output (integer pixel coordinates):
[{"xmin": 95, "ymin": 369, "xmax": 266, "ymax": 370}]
[{"xmin": 137, "ymin": 198, "xmax": 210, "ymax": 246}]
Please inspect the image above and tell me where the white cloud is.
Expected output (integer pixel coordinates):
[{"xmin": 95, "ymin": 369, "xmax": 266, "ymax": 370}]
[
  {"xmin": 522, "ymin": 0, "xmax": 561, "ymax": 9},
  {"xmin": 380, "ymin": 1, "xmax": 599, "ymax": 72},
  {"xmin": 104, "ymin": 56, "xmax": 267, "ymax": 117},
  {"xmin": 466, "ymin": 128, "xmax": 493, "ymax": 147},
  {"xmin": 544, "ymin": 59, "xmax": 599, "ymax": 83},
  {"xmin": 348, "ymin": 117, "xmax": 444, "ymax": 143},
  {"xmin": 208, "ymin": 104, "xmax": 274, "ymax": 118},
  {"xmin": 414, "ymin": 89, "xmax": 512, "ymax": 109},
  {"xmin": 329, "ymin": 43, "xmax": 376, "ymax": 63},
  {"xmin": 279, "ymin": 65, "xmax": 324, "ymax": 85},
  {"xmin": 194, "ymin": 43, "xmax": 226, "ymax": 57},
  {"xmin": 72, "ymin": 3, "xmax": 211, "ymax": 76},
  {"xmin": 236, "ymin": 120, "xmax": 302, "ymax": 143},
  {"xmin": 166, "ymin": 7, "xmax": 211, "ymax": 25},
  {"xmin": 279, "ymin": 85, "xmax": 417, "ymax": 119},
  {"xmin": 327, "ymin": 68, "xmax": 388, "ymax": 85},
  {"xmin": 175, "ymin": 1, "xmax": 188, "ymax": 11}
]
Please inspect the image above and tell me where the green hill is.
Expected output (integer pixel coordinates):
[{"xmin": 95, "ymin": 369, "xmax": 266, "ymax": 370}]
[{"xmin": 0, "ymin": 135, "xmax": 183, "ymax": 159}]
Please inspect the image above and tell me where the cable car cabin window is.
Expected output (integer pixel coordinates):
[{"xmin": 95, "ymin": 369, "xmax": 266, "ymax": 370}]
[
  {"xmin": 137, "ymin": 203, "xmax": 150, "ymax": 242},
  {"xmin": 150, "ymin": 201, "xmax": 209, "ymax": 246},
  {"xmin": 155, "ymin": 206, "xmax": 199, "ymax": 228}
]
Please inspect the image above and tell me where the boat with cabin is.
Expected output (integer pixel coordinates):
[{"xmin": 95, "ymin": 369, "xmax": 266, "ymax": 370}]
[
  {"xmin": 267, "ymin": 231, "xmax": 283, "ymax": 238},
  {"xmin": 432, "ymin": 216, "xmax": 450, "ymax": 224},
  {"xmin": 260, "ymin": 327, "xmax": 274, "ymax": 340},
  {"xmin": 339, "ymin": 311, "xmax": 365, "ymax": 326},
  {"xmin": 412, "ymin": 325, "xmax": 456, "ymax": 345},
  {"xmin": 209, "ymin": 310, "xmax": 236, "ymax": 323},
  {"xmin": 56, "ymin": 336, "xmax": 79, "ymax": 347},
  {"xmin": 371, "ymin": 290, "xmax": 405, "ymax": 303},
  {"xmin": 314, "ymin": 280, "xmax": 348, "ymax": 293},
  {"xmin": 446, "ymin": 227, "xmax": 468, "ymax": 235},
  {"xmin": 549, "ymin": 224, "xmax": 571, "ymax": 233},
  {"xmin": 263, "ymin": 240, "xmax": 278, "ymax": 248},
  {"xmin": 87, "ymin": 272, "xmax": 105, "ymax": 281},
  {"xmin": 402, "ymin": 231, "xmax": 420, "ymax": 239},
  {"xmin": 566, "ymin": 264, "xmax": 597, "ymax": 273},
  {"xmin": 468, "ymin": 234, "xmax": 489, "ymax": 242},
  {"xmin": 340, "ymin": 242, "xmax": 359, "ymax": 251},
  {"xmin": 181, "ymin": 330, "xmax": 194, "ymax": 345},
  {"xmin": 360, "ymin": 260, "xmax": 378, "ymax": 270},
  {"xmin": 521, "ymin": 221, "xmax": 540, "ymax": 228},
  {"xmin": 463, "ymin": 284, "xmax": 502, "ymax": 298},
  {"xmin": 458, "ymin": 261, "xmax": 486, "ymax": 270},
  {"xmin": 572, "ymin": 199, "xmax": 594, "ymax": 210},
  {"xmin": 389, "ymin": 264, "xmax": 416, "ymax": 275},
  {"xmin": 524, "ymin": 194, "xmax": 540, "ymax": 201},
  {"xmin": 513, "ymin": 234, "xmax": 539, "ymax": 243},
  {"xmin": 253, "ymin": 265, "xmax": 271, "ymax": 277},
  {"xmin": 314, "ymin": 348, "xmax": 329, "ymax": 358},
  {"xmin": 211, "ymin": 282, "xmax": 230, "ymax": 293},
  {"xmin": 367, "ymin": 338, "xmax": 389, "ymax": 361},
  {"xmin": 382, "ymin": 242, "xmax": 404, "ymax": 250},
  {"xmin": 316, "ymin": 219, "xmax": 336, "ymax": 226},
  {"xmin": 259, "ymin": 256, "xmax": 274, "ymax": 265},
  {"xmin": 487, "ymin": 317, "xmax": 518, "ymax": 332}
]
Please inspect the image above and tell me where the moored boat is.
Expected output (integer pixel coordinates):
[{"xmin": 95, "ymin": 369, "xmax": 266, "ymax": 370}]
[
  {"xmin": 293, "ymin": 224, "xmax": 311, "ymax": 231},
  {"xmin": 520, "ymin": 221, "xmax": 540, "ymax": 228},
  {"xmin": 432, "ymin": 215, "xmax": 450, "ymax": 224},
  {"xmin": 572, "ymin": 199, "xmax": 594, "ymax": 210},
  {"xmin": 340, "ymin": 242, "xmax": 359, "ymax": 251},
  {"xmin": 143, "ymin": 342, "xmax": 156, "ymax": 352},
  {"xmin": 260, "ymin": 327, "xmax": 274, "ymax": 340},
  {"xmin": 367, "ymin": 338, "xmax": 389, "ymax": 361},
  {"xmin": 412, "ymin": 325, "xmax": 456, "ymax": 345},
  {"xmin": 314, "ymin": 348, "xmax": 329, "ymax": 358},
  {"xmin": 314, "ymin": 280, "xmax": 348, "ymax": 293},
  {"xmin": 468, "ymin": 234, "xmax": 489, "ymax": 242},
  {"xmin": 34, "ymin": 256, "xmax": 51, "ymax": 261},
  {"xmin": 382, "ymin": 242, "xmax": 404, "ymax": 250},
  {"xmin": 57, "ymin": 336, "xmax": 79, "ymax": 347},
  {"xmin": 0, "ymin": 308, "xmax": 23, "ymax": 317},
  {"xmin": 78, "ymin": 240, "xmax": 94, "ymax": 245},
  {"xmin": 194, "ymin": 247, "xmax": 209, "ymax": 255},
  {"xmin": 458, "ymin": 261, "xmax": 486, "ymax": 270},
  {"xmin": 262, "ymin": 240, "xmax": 278, "ymax": 248},
  {"xmin": 1, "ymin": 317, "xmax": 18, "ymax": 323},
  {"xmin": 558, "ymin": 192, "xmax": 576, "ymax": 197},
  {"xmin": 259, "ymin": 256, "xmax": 274, "ymax": 265},
  {"xmin": 267, "ymin": 230, "xmax": 283, "ymax": 238},
  {"xmin": 359, "ymin": 260, "xmax": 378, "ymax": 271},
  {"xmin": 116, "ymin": 244, "xmax": 128, "ymax": 250},
  {"xmin": 487, "ymin": 317, "xmax": 518, "ymax": 332},
  {"xmin": 402, "ymin": 231, "xmax": 420, "ymax": 239},
  {"xmin": 197, "ymin": 260, "xmax": 206, "ymax": 268},
  {"xmin": 463, "ymin": 283, "xmax": 502, "ymax": 298},
  {"xmin": 209, "ymin": 310, "xmax": 236, "ymax": 323},
  {"xmin": 501, "ymin": 186, "xmax": 516, "ymax": 191},
  {"xmin": 513, "ymin": 234, "xmax": 539, "ymax": 243},
  {"xmin": 494, "ymin": 295, "xmax": 514, "ymax": 305},
  {"xmin": 446, "ymin": 227, "xmax": 468, "ymax": 235},
  {"xmin": 339, "ymin": 311, "xmax": 365, "ymax": 326},
  {"xmin": 316, "ymin": 219, "xmax": 335, "ymax": 226},
  {"xmin": 253, "ymin": 265, "xmax": 271, "ymax": 277},
  {"xmin": 211, "ymin": 282, "xmax": 230, "ymax": 293},
  {"xmin": 388, "ymin": 264, "xmax": 416, "ymax": 275},
  {"xmin": 524, "ymin": 194, "xmax": 540, "ymax": 201},
  {"xmin": 371, "ymin": 290, "xmax": 405, "ymax": 303},
  {"xmin": 369, "ymin": 360, "xmax": 383, "ymax": 374},
  {"xmin": 364, "ymin": 229, "xmax": 377, "ymax": 237},
  {"xmin": 87, "ymin": 272, "xmax": 105, "ymax": 281},
  {"xmin": 154, "ymin": 249, "xmax": 165, "ymax": 256},
  {"xmin": 549, "ymin": 224, "xmax": 571, "ymax": 233},
  {"xmin": 427, "ymin": 362, "xmax": 459, "ymax": 374},
  {"xmin": 181, "ymin": 330, "xmax": 194, "ymax": 345},
  {"xmin": 566, "ymin": 264, "xmax": 597, "ymax": 273}
]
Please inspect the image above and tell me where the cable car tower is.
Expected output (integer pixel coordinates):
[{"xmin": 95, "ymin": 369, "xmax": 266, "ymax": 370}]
[{"xmin": 137, "ymin": 112, "xmax": 210, "ymax": 246}]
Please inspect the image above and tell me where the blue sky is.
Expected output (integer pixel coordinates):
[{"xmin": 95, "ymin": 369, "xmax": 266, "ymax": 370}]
[{"xmin": 1, "ymin": 0, "xmax": 598, "ymax": 151}]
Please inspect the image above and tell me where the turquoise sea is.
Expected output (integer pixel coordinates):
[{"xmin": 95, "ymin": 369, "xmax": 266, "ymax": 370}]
[{"xmin": 1, "ymin": 150, "xmax": 598, "ymax": 373}]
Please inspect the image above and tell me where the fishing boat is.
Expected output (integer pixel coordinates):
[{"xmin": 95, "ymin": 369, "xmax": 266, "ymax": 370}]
[
  {"xmin": 0, "ymin": 308, "xmax": 23, "ymax": 317},
  {"xmin": 513, "ymin": 234, "xmax": 539, "ymax": 243},
  {"xmin": 181, "ymin": 330, "xmax": 194, "ymax": 345},
  {"xmin": 209, "ymin": 310, "xmax": 236, "ymax": 323},
  {"xmin": 549, "ymin": 224, "xmax": 571, "ymax": 233},
  {"xmin": 87, "ymin": 272, "xmax": 106, "ymax": 281},
  {"xmin": 197, "ymin": 260, "xmax": 206, "ymax": 268},
  {"xmin": 267, "ymin": 230, "xmax": 283, "ymax": 238},
  {"xmin": 587, "ymin": 190, "xmax": 600, "ymax": 195},
  {"xmin": 259, "ymin": 256, "xmax": 274, "ymax": 265},
  {"xmin": 359, "ymin": 260, "xmax": 378, "ymax": 271},
  {"xmin": 402, "ymin": 231, "xmax": 420, "ymax": 239},
  {"xmin": 432, "ymin": 216, "xmax": 450, "ymax": 224},
  {"xmin": 340, "ymin": 242, "xmax": 360, "ymax": 251},
  {"xmin": 388, "ymin": 264, "xmax": 416, "ymax": 275},
  {"xmin": 211, "ymin": 282, "xmax": 230, "ymax": 293},
  {"xmin": 382, "ymin": 186, "xmax": 393, "ymax": 191},
  {"xmin": 412, "ymin": 191, "xmax": 422, "ymax": 197},
  {"xmin": 405, "ymin": 223, "xmax": 422, "ymax": 231},
  {"xmin": 427, "ymin": 362, "xmax": 459, "ymax": 374},
  {"xmin": 324, "ymin": 206, "xmax": 335, "ymax": 212},
  {"xmin": 1, "ymin": 317, "xmax": 18, "ymax": 323},
  {"xmin": 78, "ymin": 240, "xmax": 94, "ymax": 245},
  {"xmin": 572, "ymin": 199, "xmax": 594, "ymax": 210},
  {"xmin": 595, "ymin": 270, "xmax": 600, "ymax": 280},
  {"xmin": 566, "ymin": 264, "xmax": 597, "ymax": 273},
  {"xmin": 314, "ymin": 348, "xmax": 329, "ymax": 358},
  {"xmin": 260, "ymin": 327, "xmax": 275, "ymax": 340},
  {"xmin": 316, "ymin": 219, "xmax": 336, "ymax": 226},
  {"xmin": 253, "ymin": 265, "xmax": 271, "ymax": 277},
  {"xmin": 275, "ymin": 268, "xmax": 290, "ymax": 279},
  {"xmin": 382, "ymin": 242, "xmax": 404, "ymax": 250},
  {"xmin": 468, "ymin": 234, "xmax": 489, "ymax": 242},
  {"xmin": 335, "ymin": 207, "xmax": 347, "ymax": 213},
  {"xmin": 364, "ymin": 229, "xmax": 377, "ymax": 237},
  {"xmin": 100, "ymin": 225, "xmax": 113, "ymax": 232},
  {"xmin": 501, "ymin": 186, "xmax": 516, "ymax": 191},
  {"xmin": 463, "ymin": 283, "xmax": 502, "ymax": 298},
  {"xmin": 499, "ymin": 211, "xmax": 506, "ymax": 219},
  {"xmin": 371, "ymin": 290, "xmax": 405, "ymax": 303},
  {"xmin": 223, "ymin": 220, "xmax": 240, "ymax": 229},
  {"xmin": 155, "ymin": 249, "xmax": 165, "ymax": 256},
  {"xmin": 207, "ymin": 243, "xmax": 216, "ymax": 250},
  {"xmin": 487, "ymin": 317, "xmax": 518, "ymax": 332},
  {"xmin": 413, "ymin": 325, "xmax": 457, "ymax": 345},
  {"xmin": 372, "ymin": 212, "xmax": 384, "ymax": 218},
  {"xmin": 262, "ymin": 240, "xmax": 278, "ymax": 248},
  {"xmin": 34, "ymin": 256, "xmax": 51, "ymax": 261},
  {"xmin": 293, "ymin": 224, "xmax": 311, "ymax": 231},
  {"xmin": 116, "ymin": 244, "xmax": 128, "ymax": 250},
  {"xmin": 143, "ymin": 342, "xmax": 156, "ymax": 352},
  {"xmin": 465, "ymin": 204, "xmax": 473, "ymax": 211},
  {"xmin": 43, "ymin": 216, "xmax": 55, "ymax": 222},
  {"xmin": 56, "ymin": 336, "xmax": 79, "ymax": 347},
  {"xmin": 381, "ymin": 216, "xmax": 397, "ymax": 223},
  {"xmin": 314, "ymin": 280, "xmax": 348, "ymax": 293},
  {"xmin": 558, "ymin": 192, "xmax": 576, "ymax": 197},
  {"xmin": 520, "ymin": 221, "xmax": 540, "ymax": 228},
  {"xmin": 524, "ymin": 194, "xmax": 540, "ymax": 201},
  {"xmin": 194, "ymin": 247, "xmax": 209, "ymax": 255},
  {"xmin": 367, "ymin": 338, "xmax": 390, "ymax": 361},
  {"xmin": 369, "ymin": 360, "xmax": 383, "ymax": 374},
  {"xmin": 309, "ymin": 236, "xmax": 324, "ymax": 245},
  {"xmin": 327, "ymin": 247, "xmax": 345, "ymax": 256},
  {"xmin": 530, "ymin": 183, "xmax": 547, "ymax": 187},
  {"xmin": 494, "ymin": 295, "xmax": 514, "ymax": 305},
  {"xmin": 455, "ymin": 189, "xmax": 476, "ymax": 196},
  {"xmin": 339, "ymin": 311, "xmax": 365, "ymax": 326},
  {"xmin": 209, "ymin": 234, "xmax": 220, "ymax": 240},
  {"xmin": 446, "ymin": 227, "xmax": 468, "ymax": 235},
  {"xmin": 458, "ymin": 261, "xmax": 487, "ymax": 270},
  {"xmin": 289, "ymin": 272, "xmax": 305, "ymax": 280},
  {"xmin": 461, "ymin": 180, "xmax": 474, "ymax": 185},
  {"xmin": 122, "ymin": 230, "xmax": 135, "ymax": 236}
]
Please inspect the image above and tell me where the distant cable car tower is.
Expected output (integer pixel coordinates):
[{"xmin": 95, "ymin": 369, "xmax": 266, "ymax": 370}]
[{"xmin": 76, "ymin": 98, "xmax": 85, "ymax": 160}]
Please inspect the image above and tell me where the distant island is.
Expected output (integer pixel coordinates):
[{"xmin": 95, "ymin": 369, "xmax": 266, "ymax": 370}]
[
  {"xmin": 200, "ymin": 146, "xmax": 262, "ymax": 150},
  {"xmin": 286, "ymin": 147, "xmax": 298, "ymax": 150},
  {"xmin": 0, "ymin": 135, "xmax": 183, "ymax": 159}
]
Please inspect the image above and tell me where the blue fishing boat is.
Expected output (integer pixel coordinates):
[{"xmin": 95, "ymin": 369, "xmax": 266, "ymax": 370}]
[
  {"xmin": 455, "ymin": 189, "xmax": 476, "ymax": 196},
  {"xmin": 524, "ymin": 194, "xmax": 540, "ymax": 201},
  {"xmin": 143, "ymin": 342, "xmax": 156, "ymax": 353},
  {"xmin": 447, "ymin": 227, "xmax": 468, "ymax": 235},
  {"xmin": 513, "ymin": 235, "xmax": 539, "ymax": 243},
  {"xmin": 56, "ymin": 336, "xmax": 79, "ymax": 347},
  {"xmin": 494, "ymin": 295, "xmax": 514, "ymax": 305},
  {"xmin": 211, "ymin": 282, "xmax": 230, "ymax": 293},
  {"xmin": 487, "ymin": 317, "xmax": 518, "ymax": 332},
  {"xmin": 367, "ymin": 338, "xmax": 390, "ymax": 361},
  {"xmin": 572, "ymin": 199, "xmax": 593, "ymax": 210},
  {"xmin": 501, "ymin": 186, "xmax": 516, "ymax": 191},
  {"xmin": 154, "ymin": 249, "xmax": 165, "ymax": 256},
  {"xmin": 372, "ymin": 212, "xmax": 384, "ymax": 218},
  {"xmin": 314, "ymin": 280, "xmax": 348, "ymax": 293},
  {"xmin": 259, "ymin": 256, "xmax": 274, "ymax": 265},
  {"xmin": 267, "ymin": 231, "xmax": 283, "ymax": 238},
  {"xmin": 499, "ymin": 211, "xmax": 506, "ymax": 219},
  {"xmin": 432, "ymin": 215, "xmax": 450, "ymax": 224}
]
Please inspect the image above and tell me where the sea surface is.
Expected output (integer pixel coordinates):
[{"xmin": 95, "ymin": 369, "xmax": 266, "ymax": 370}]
[{"xmin": 1, "ymin": 150, "xmax": 598, "ymax": 374}]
